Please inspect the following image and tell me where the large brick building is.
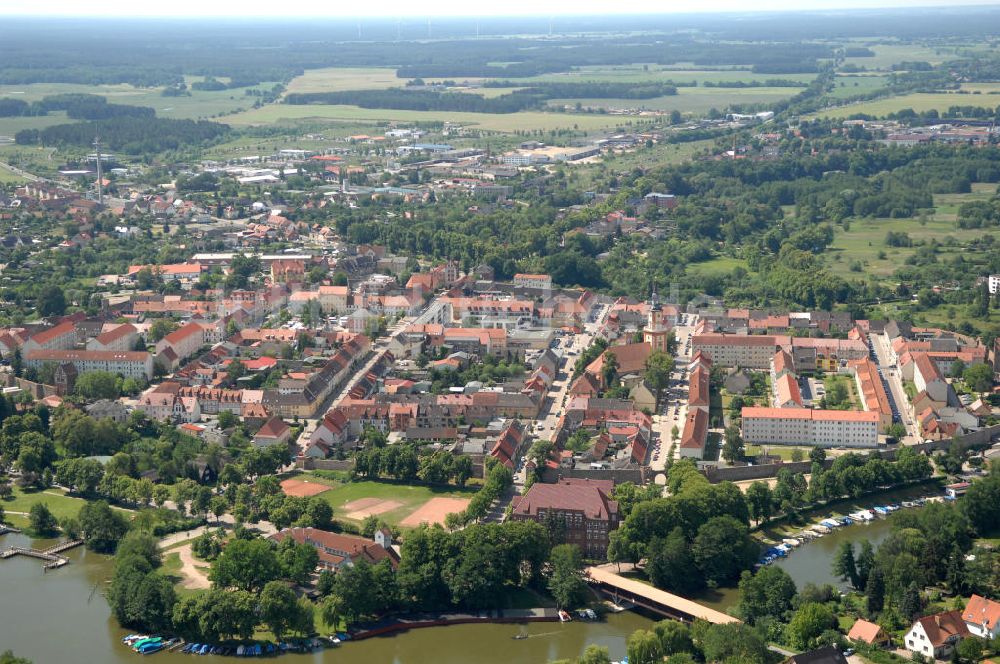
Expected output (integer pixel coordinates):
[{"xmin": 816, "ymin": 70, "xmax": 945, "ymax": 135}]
[{"xmin": 509, "ymin": 478, "xmax": 620, "ymax": 558}]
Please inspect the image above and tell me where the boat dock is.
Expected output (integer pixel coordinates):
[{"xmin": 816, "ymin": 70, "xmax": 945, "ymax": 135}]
[
  {"xmin": 0, "ymin": 539, "xmax": 83, "ymax": 570},
  {"xmin": 0, "ymin": 525, "xmax": 22, "ymax": 535}
]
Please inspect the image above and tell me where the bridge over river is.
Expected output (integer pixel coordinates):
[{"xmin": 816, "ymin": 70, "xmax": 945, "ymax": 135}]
[{"xmin": 585, "ymin": 566, "xmax": 741, "ymax": 625}]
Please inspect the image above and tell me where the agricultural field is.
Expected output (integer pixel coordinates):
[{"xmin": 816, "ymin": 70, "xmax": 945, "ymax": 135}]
[
  {"xmin": 823, "ymin": 184, "xmax": 1000, "ymax": 282},
  {"xmin": 223, "ymin": 102, "xmax": 636, "ymax": 133},
  {"xmin": 827, "ymin": 74, "xmax": 890, "ymax": 99},
  {"xmin": 511, "ymin": 65, "xmax": 816, "ymax": 86},
  {"xmin": 289, "ymin": 472, "xmax": 476, "ymax": 529},
  {"xmin": 283, "ymin": 67, "xmax": 407, "ymax": 94},
  {"xmin": 550, "ymin": 86, "xmax": 801, "ymax": 115},
  {"xmin": 0, "ymin": 80, "xmax": 281, "ymax": 127},
  {"xmin": 838, "ymin": 42, "xmax": 960, "ymax": 70},
  {"xmin": 806, "ymin": 91, "xmax": 1000, "ymax": 120}
]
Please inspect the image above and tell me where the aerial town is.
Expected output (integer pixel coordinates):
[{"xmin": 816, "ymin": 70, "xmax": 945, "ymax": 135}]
[{"xmin": 2, "ymin": 7, "xmax": 1000, "ymax": 664}]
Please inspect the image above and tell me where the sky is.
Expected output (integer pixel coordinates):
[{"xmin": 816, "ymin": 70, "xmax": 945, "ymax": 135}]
[{"xmin": 2, "ymin": 0, "xmax": 999, "ymax": 17}]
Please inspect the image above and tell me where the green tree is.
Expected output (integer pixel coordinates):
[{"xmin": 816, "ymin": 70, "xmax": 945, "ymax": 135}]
[
  {"xmin": 627, "ymin": 629, "xmax": 664, "ymax": 664},
  {"xmin": 691, "ymin": 516, "xmax": 757, "ymax": 586},
  {"xmin": 643, "ymin": 350, "xmax": 675, "ymax": 406},
  {"xmin": 653, "ymin": 620, "xmax": 694, "ymax": 656},
  {"xmin": 0, "ymin": 651, "xmax": 31, "ymax": 664},
  {"xmin": 865, "ymin": 566, "xmax": 885, "ymax": 615},
  {"xmin": 786, "ymin": 602, "xmax": 838, "ymax": 650},
  {"xmin": 258, "ymin": 581, "xmax": 300, "ymax": 640},
  {"xmin": 28, "ymin": 502, "xmax": 59, "ymax": 536},
  {"xmin": 74, "ymin": 371, "xmax": 121, "ymax": 400},
  {"xmin": 37, "ymin": 285, "xmax": 66, "ymax": 316},
  {"xmin": 209, "ymin": 537, "xmax": 281, "ymax": 592},
  {"xmin": 78, "ymin": 500, "xmax": 129, "ymax": 552},
  {"xmin": 116, "ymin": 531, "xmax": 162, "ymax": 568},
  {"xmin": 738, "ymin": 566, "xmax": 797, "ymax": 624},
  {"xmin": 833, "ymin": 541, "xmax": 860, "ymax": 589},
  {"xmin": 699, "ymin": 623, "xmax": 768, "ymax": 664},
  {"xmin": 745, "ymin": 481, "xmax": 773, "ymax": 524},
  {"xmin": 548, "ymin": 544, "xmax": 587, "ymax": 609},
  {"xmin": 647, "ymin": 528, "xmax": 702, "ymax": 594},
  {"xmin": 963, "ymin": 363, "xmax": 993, "ymax": 392},
  {"xmin": 722, "ymin": 425, "xmax": 744, "ymax": 464},
  {"xmin": 578, "ymin": 645, "xmax": 612, "ymax": 664}
]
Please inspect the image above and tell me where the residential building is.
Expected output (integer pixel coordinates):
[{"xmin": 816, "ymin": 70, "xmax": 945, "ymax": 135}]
[
  {"xmin": 22, "ymin": 321, "xmax": 78, "ymax": 355},
  {"xmin": 691, "ymin": 334, "xmax": 779, "ymax": 369},
  {"xmin": 513, "ymin": 273, "xmax": 552, "ymax": 290},
  {"xmin": 270, "ymin": 526, "xmax": 398, "ymax": 571},
  {"xmin": 904, "ymin": 611, "xmax": 969, "ymax": 659},
  {"xmin": 253, "ymin": 417, "xmax": 291, "ymax": 448},
  {"xmin": 25, "ymin": 349, "xmax": 154, "ymax": 380},
  {"xmin": 680, "ymin": 408, "xmax": 708, "ymax": 459},
  {"xmin": 962, "ymin": 594, "xmax": 1000, "ymax": 639},
  {"xmin": 87, "ymin": 323, "xmax": 138, "ymax": 352},
  {"xmin": 509, "ymin": 478, "xmax": 620, "ymax": 558},
  {"xmin": 848, "ymin": 619, "xmax": 891, "ymax": 647},
  {"xmin": 155, "ymin": 321, "xmax": 206, "ymax": 366},
  {"xmin": 741, "ymin": 407, "xmax": 879, "ymax": 448},
  {"xmin": 773, "ymin": 373, "xmax": 803, "ymax": 408}
]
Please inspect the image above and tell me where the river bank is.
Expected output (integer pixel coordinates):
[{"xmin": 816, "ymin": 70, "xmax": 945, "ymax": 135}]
[{"xmin": 0, "ymin": 529, "xmax": 652, "ymax": 663}]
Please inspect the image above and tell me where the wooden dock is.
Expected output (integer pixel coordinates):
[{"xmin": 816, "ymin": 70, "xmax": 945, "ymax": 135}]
[
  {"xmin": 0, "ymin": 539, "xmax": 83, "ymax": 570},
  {"xmin": 0, "ymin": 524, "xmax": 22, "ymax": 535}
]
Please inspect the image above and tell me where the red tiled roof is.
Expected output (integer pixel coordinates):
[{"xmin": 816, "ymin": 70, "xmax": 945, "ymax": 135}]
[
  {"xmin": 29, "ymin": 321, "xmax": 76, "ymax": 346},
  {"xmin": 511, "ymin": 478, "xmax": 618, "ymax": 521},
  {"xmin": 914, "ymin": 611, "xmax": 969, "ymax": 647},
  {"xmin": 963, "ymin": 595, "xmax": 1000, "ymax": 632},
  {"xmin": 271, "ymin": 527, "xmax": 398, "ymax": 568}
]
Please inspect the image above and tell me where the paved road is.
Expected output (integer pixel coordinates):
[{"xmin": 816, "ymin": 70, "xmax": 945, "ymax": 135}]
[
  {"xmin": 871, "ymin": 331, "xmax": 918, "ymax": 442},
  {"xmin": 649, "ymin": 316, "xmax": 697, "ymax": 471}
]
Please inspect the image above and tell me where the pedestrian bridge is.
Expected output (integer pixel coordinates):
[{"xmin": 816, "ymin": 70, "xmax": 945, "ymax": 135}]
[{"xmin": 585, "ymin": 566, "xmax": 741, "ymax": 625}]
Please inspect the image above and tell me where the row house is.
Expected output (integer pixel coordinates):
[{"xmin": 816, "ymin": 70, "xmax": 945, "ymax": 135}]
[
  {"xmin": 22, "ymin": 321, "xmax": 78, "ymax": 355},
  {"xmin": 86, "ymin": 323, "xmax": 138, "ymax": 352}
]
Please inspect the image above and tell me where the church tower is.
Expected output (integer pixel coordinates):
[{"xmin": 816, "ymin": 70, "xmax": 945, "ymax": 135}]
[{"xmin": 643, "ymin": 284, "xmax": 672, "ymax": 353}]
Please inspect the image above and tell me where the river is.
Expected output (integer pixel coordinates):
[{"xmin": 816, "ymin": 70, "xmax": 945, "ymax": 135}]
[{"xmin": 0, "ymin": 531, "xmax": 651, "ymax": 663}]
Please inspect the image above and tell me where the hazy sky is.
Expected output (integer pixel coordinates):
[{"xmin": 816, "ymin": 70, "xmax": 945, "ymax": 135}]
[{"xmin": 3, "ymin": 0, "xmax": 999, "ymax": 17}]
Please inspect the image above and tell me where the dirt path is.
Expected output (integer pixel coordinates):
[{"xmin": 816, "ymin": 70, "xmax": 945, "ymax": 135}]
[{"xmin": 175, "ymin": 543, "xmax": 211, "ymax": 590}]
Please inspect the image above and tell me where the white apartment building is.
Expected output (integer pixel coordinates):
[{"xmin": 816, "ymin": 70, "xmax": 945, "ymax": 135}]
[
  {"xmin": 741, "ymin": 407, "xmax": 879, "ymax": 448},
  {"xmin": 25, "ymin": 350, "xmax": 154, "ymax": 381}
]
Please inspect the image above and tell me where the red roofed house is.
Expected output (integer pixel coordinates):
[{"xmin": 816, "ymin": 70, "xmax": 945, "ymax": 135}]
[
  {"xmin": 253, "ymin": 416, "xmax": 291, "ymax": 448},
  {"xmin": 848, "ymin": 618, "xmax": 891, "ymax": 647},
  {"xmin": 680, "ymin": 408, "xmax": 709, "ymax": 459},
  {"xmin": 270, "ymin": 526, "xmax": 398, "ymax": 571},
  {"xmin": 155, "ymin": 321, "xmax": 206, "ymax": 367},
  {"xmin": 270, "ymin": 259, "xmax": 305, "ymax": 283},
  {"xmin": 904, "ymin": 610, "xmax": 969, "ymax": 659},
  {"xmin": 509, "ymin": 478, "xmax": 619, "ymax": 558},
  {"xmin": 963, "ymin": 594, "xmax": 1000, "ymax": 639}
]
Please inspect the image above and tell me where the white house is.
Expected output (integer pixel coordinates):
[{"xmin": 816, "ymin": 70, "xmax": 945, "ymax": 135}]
[
  {"xmin": 904, "ymin": 611, "xmax": 969, "ymax": 660},
  {"xmin": 962, "ymin": 594, "xmax": 1000, "ymax": 639}
]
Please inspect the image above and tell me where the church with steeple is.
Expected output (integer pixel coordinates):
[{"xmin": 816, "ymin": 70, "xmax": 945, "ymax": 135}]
[{"xmin": 642, "ymin": 285, "xmax": 672, "ymax": 353}]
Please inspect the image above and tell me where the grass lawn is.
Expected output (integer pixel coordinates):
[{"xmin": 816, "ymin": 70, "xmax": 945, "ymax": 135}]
[
  {"xmin": 0, "ymin": 164, "xmax": 29, "ymax": 185},
  {"xmin": 1, "ymin": 486, "xmax": 89, "ymax": 528},
  {"xmin": 687, "ymin": 256, "xmax": 749, "ymax": 278},
  {"xmin": 838, "ymin": 43, "xmax": 957, "ymax": 71},
  {"xmin": 224, "ymin": 103, "xmax": 649, "ymax": 133},
  {"xmin": 745, "ymin": 445, "xmax": 810, "ymax": 461},
  {"xmin": 822, "ymin": 374, "xmax": 861, "ymax": 410},
  {"xmin": 294, "ymin": 472, "xmax": 478, "ymax": 528},
  {"xmin": 824, "ymin": 185, "xmax": 1000, "ymax": 282}
]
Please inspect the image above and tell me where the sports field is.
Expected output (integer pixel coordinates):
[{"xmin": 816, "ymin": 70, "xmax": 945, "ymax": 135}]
[{"xmin": 290, "ymin": 472, "xmax": 475, "ymax": 528}]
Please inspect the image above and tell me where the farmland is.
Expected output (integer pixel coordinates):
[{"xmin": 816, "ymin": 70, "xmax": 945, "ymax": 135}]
[
  {"xmin": 223, "ymin": 102, "xmax": 638, "ymax": 132},
  {"xmin": 805, "ymin": 91, "xmax": 1000, "ymax": 120},
  {"xmin": 550, "ymin": 86, "xmax": 801, "ymax": 115}
]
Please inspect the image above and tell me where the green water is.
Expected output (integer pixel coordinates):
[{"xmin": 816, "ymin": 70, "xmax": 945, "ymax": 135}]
[{"xmin": 0, "ymin": 531, "xmax": 651, "ymax": 663}]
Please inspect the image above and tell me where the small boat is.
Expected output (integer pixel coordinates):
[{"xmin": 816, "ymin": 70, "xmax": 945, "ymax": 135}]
[
  {"xmin": 902, "ymin": 501, "xmax": 916, "ymax": 508},
  {"xmin": 782, "ymin": 538, "xmax": 800, "ymax": 547},
  {"xmin": 236, "ymin": 645, "xmax": 245, "ymax": 656},
  {"xmin": 139, "ymin": 642, "xmax": 164, "ymax": 655},
  {"xmin": 199, "ymin": 644, "xmax": 211, "ymax": 655},
  {"xmin": 820, "ymin": 518, "xmax": 840, "ymax": 528},
  {"xmin": 839, "ymin": 516, "xmax": 853, "ymax": 526},
  {"xmin": 513, "ymin": 634, "xmax": 529, "ymax": 640},
  {"xmin": 812, "ymin": 524, "xmax": 831, "ymax": 534},
  {"xmin": 559, "ymin": 610, "xmax": 573, "ymax": 622},
  {"xmin": 873, "ymin": 506, "xmax": 889, "ymax": 515},
  {"xmin": 336, "ymin": 632, "xmax": 351, "ymax": 641},
  {"xmin": 131, "ymin": 637, "xmax": 161, "ymax": 652}
]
